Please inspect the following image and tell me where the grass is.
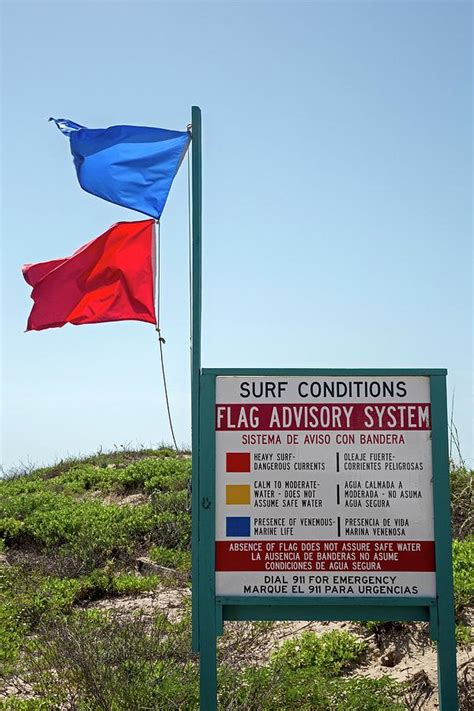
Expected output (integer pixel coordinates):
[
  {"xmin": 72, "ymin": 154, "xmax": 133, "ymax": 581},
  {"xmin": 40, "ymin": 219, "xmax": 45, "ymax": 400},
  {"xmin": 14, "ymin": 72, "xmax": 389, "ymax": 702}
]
[
  {"xmin": 270, "ymin": 629, "xmax": 367, "ymax": 675},
  {"xmin": 456, "ymin": 623, "xmax": 473, "ymax": 647},
  {"xmin": 7, "ymin": 611, "xmax": 404, "ymax": 711},
  {"xmin": 1, "ymin": 455, "xmax": 192, "ymax": 575},
  {"xmin": 452, "ymin": 537, "xmax": 474, "ymax": 612},
  {"xmin": 0, "ymin": 564, "xmax": 165, "ymax": 676},
  {"xmin": 23, "ymin": 609, "xmax": 200, "ymax": 711},
  {"xmin": 450, "ymin": 464, "xmax": 473, "ymax": 540},
  {"xmin": 1, "ymin": 451, "xmax": 472, "ymax": 710},
  {"xmin": 1, "ymin": 449, "xmax": 192, "ymax": 681},
  {"xmin": 149, "ymin": 546, "xmax": 192, "ymax": 572}
]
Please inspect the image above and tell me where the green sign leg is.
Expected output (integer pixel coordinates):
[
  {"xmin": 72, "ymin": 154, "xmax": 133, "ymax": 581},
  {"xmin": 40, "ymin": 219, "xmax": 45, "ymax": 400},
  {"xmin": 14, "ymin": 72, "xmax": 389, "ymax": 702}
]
[
  {"xmin": 199, "ymin": 615, "xmax": 217, "ymax": 711},
  {"xmin": 437, "ymin": 607, "xmax": 458, "ymax": 710},
  {"xmin": 199, "ymin": 374, "xmax": 218, "ymax": 710},
  {"xmin": 431, "ymin": 375, "xmax": 458, "ymax": 710}
]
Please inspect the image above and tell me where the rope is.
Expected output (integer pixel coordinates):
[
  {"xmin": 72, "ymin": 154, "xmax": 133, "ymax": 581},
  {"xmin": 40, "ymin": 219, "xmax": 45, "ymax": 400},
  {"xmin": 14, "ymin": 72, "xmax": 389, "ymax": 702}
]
[
  {"xmin": 154, "ymin": 220, "xmax": 179, "ymax": 452},
  {"xmin": 158, "ymin": 331, "xmax": 179, "ymax": 451}
]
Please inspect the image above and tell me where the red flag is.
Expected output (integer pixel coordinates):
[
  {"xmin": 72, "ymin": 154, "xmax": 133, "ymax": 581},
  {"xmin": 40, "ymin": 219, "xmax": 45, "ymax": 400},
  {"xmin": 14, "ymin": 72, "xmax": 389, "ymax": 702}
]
[{"xmin": 23, "ymin": 220, "xmax": 156, "ymax": 332}]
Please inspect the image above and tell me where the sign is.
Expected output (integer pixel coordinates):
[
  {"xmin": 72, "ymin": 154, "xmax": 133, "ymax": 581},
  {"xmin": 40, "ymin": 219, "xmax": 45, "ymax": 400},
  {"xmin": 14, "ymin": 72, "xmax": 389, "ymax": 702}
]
[
  {"xmin": 195, "ymin": 369, "xmax": 458, "ymax": 711},
  {"xmin": 215, "ymin": 375, "xmax": 435, "ymax": 598}
]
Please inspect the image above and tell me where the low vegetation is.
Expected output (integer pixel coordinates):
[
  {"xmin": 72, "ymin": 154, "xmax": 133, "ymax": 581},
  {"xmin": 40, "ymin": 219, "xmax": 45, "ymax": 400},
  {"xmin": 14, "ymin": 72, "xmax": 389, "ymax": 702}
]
[{"xmin": 0, "ymin": 449, "xmax": 472, "ymax": 709}]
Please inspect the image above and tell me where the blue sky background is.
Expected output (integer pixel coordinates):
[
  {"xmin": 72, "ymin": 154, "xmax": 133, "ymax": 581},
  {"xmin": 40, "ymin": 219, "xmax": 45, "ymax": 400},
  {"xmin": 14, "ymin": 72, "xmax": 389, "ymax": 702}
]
[{"xmin": 1, "ymin": 0, "xmax": 472, "ymax": 470}]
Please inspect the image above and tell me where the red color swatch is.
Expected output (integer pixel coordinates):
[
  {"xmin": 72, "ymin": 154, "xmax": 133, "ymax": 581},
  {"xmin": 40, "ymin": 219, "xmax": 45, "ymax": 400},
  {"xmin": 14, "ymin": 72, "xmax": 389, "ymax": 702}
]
[{"xmin": 226, "ymin": 452, "xmax": 251, "ymax": 473}]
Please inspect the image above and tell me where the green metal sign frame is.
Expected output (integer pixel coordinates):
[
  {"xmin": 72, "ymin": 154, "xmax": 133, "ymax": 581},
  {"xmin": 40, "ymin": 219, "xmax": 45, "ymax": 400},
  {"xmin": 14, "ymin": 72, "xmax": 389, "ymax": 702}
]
[
  {"xmin": 192, "ymin": 368, "xmax": 458, "ymax": 711},
  {"xmin": 188, "ymin": 105, "xmax": 457, "ymax": 711}
]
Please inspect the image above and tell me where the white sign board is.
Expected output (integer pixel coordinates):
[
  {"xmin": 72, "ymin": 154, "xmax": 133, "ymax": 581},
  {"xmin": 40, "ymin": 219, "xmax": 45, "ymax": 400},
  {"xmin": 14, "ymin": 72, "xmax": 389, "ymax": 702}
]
[{"xmin": 215, "ymin": 375, "xmax": 435, "ymax": 597}]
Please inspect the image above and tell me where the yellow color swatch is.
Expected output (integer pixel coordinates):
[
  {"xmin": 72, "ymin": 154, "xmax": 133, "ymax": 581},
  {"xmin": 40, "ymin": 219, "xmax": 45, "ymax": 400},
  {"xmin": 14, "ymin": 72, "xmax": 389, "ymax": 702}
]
[{"xmin": 226, "ymin": 484, "xmax": 251, "ymax": 505}]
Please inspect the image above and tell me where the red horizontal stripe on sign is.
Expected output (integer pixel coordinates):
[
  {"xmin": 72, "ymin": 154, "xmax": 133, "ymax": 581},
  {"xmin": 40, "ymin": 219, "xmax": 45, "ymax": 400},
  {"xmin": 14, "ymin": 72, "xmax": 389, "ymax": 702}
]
[
  {"xmin": 215, "ymin": 403, "xmax": 431, "ymax": 431},
  {"xmin": 226, "ymin": 452, "xmax": 251, "ymax": 473},
  {"xmin": 215, "ymin": 540, "xmax": 435, "ymax": 573}
]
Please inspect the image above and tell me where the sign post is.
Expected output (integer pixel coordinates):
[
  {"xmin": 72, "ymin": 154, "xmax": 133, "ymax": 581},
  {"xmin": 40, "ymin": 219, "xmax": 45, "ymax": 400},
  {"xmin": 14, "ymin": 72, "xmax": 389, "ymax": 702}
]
[
  {"xmin": 190, "ymin": 105, "xmax": 202, "ymax": 655},
  {"xmin": 195, "ymin": 369, "xmax": 458, "ymax": 710},
  {"xmin": 189, "ymin": 106, "xmax": 220, "ymax": 707}
]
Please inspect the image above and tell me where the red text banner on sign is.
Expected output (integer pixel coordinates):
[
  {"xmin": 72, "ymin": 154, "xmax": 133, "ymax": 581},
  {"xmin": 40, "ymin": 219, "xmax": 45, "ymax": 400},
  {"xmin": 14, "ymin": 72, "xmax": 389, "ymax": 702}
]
[
  {"xmin": 216, "ymin": 403, "xmax": 431, "ymax": 431},
  {"xmin": 215, "ymin": 540, "xmax": 435, "ymax": 572}
]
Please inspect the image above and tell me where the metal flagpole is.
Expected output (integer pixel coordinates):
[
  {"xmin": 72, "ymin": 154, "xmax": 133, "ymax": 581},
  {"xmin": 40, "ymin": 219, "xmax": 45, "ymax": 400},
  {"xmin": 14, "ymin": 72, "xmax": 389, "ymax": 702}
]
[
  {"xmin": 190, "ymin": 106, "xmax": 218, "ymax": 710},
  {"xmin": 190, "ymin": 106, "xmax": 202, "ymax": 654}
]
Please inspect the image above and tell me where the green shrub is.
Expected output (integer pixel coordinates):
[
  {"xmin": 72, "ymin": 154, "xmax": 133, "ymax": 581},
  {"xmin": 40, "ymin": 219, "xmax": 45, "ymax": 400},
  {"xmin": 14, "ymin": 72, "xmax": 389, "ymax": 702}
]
[
  {"xmin": 0, "ymin": 601, "xmax": 28, "ymax": 675},
  {"xmin": 47, "ymin": 455, "xmax": 189, "ymax": 495},
  {"xmin": 120, "ymin": 457, "xmax": 190, "ymax": 493},
  {"xmin": 0, "ymin": 516, "xmax": 25, "ymax": 542},
  {"xmin": 1, "ymin": 492, "xmax": 159, "ymax": 569},
  {"xmin": 1, "ymin": 567, "xmax": 78, "ymax": 627},
  {"xmin": 0, "ymin": 700, "xmax": 57, "ymax": 710},
  {"xmin": 15, "ymin": 607, "xmax": 405, "ymax": 711},
  {"xmin": 2, "ymin": 570, "xmax": 406, "ymax": 711},
  {"xmin": 450, "ymin": 466, "xmax": 473, "ymax": 539},
  {"xmin": 111, "ymin": 572, "xmax": 162, "ymax": 595},
  {"xmin": 45, "ymin": 463, "xmax": 108, "ymax": 494},
  {"xmin": 455, "ymin": 623, "xmax": 473, "ymax": 646},
  {"xmin": 1, "ymin": 450, "xmax": 467, "ymax": 711},
  {"xmin": 452, "ymin": 538, "xmax": 474, "ymax": 611},
  {"xmin": 1, "ymin": 455, "xmax": 191, "ymax": 570},
  {"xmin": 218, "ymin": 662, "xmax": 406, "ymax": 710},
  {"xmin": 330, "ymin": 676, "xmax": 407, "ymax": 711},
  {"xmin": 0, "ymin": 565, "xmax": 163, "ymax": 677},
  {"xmin": 0, "ymin": 566, "xmax": 162, "ymax": 628},
  {"xmin": 152, "ymin": 512, "xmax": 191, "ymax": 550},
  {"xmin": 1, "ymin": 451, "xmax": 188, "ymax": 499},
  {"xmin": 151, "ymin": 489, "xmax": 189, "ymax": 515},
  {"xmin": 21, "ymin": 609, "xmax": 199, "ymax": 710},
  {"xmin": 149, "ymin": 546, "xmax": 192, "ymax": 572},
  {"xmin": 271, "ymin": 630, "xmax": 367, "ymax": 675},
  {"xmin": 145, "ymin": 458, "xmax": 191, "ymax": 494},
  {"xmin": 0, "ymin": 478, "xmax": 44, "ymax": 498},
  {"xmin": 219, "ymin": 663, "xmax": 330, "ymax": 710},
  {"xmin": 76, "ymin": 569, "xmax": 162, "ymax": 600}
]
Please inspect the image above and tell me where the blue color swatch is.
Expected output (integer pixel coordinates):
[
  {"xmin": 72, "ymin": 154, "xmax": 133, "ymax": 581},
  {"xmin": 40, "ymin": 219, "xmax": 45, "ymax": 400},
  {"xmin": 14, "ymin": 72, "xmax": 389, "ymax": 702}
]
[{"xmin": 226, "ymin": 516, "xmax": 251, "ymax": 537}]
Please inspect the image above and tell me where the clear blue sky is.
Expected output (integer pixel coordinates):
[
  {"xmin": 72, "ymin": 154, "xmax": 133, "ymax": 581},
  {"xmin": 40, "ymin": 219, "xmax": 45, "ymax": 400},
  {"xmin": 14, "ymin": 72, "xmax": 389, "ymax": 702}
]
[{"xmin": 1, "ymin": 1, "xmax": 472, "ymax": 470}]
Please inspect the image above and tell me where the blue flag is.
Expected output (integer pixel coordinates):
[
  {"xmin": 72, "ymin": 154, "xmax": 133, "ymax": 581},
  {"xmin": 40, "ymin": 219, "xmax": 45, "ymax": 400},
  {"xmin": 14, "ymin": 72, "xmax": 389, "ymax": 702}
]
[{"xmin": 50, "ymin": 118, "xmax": 190, "ymax": 219}]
